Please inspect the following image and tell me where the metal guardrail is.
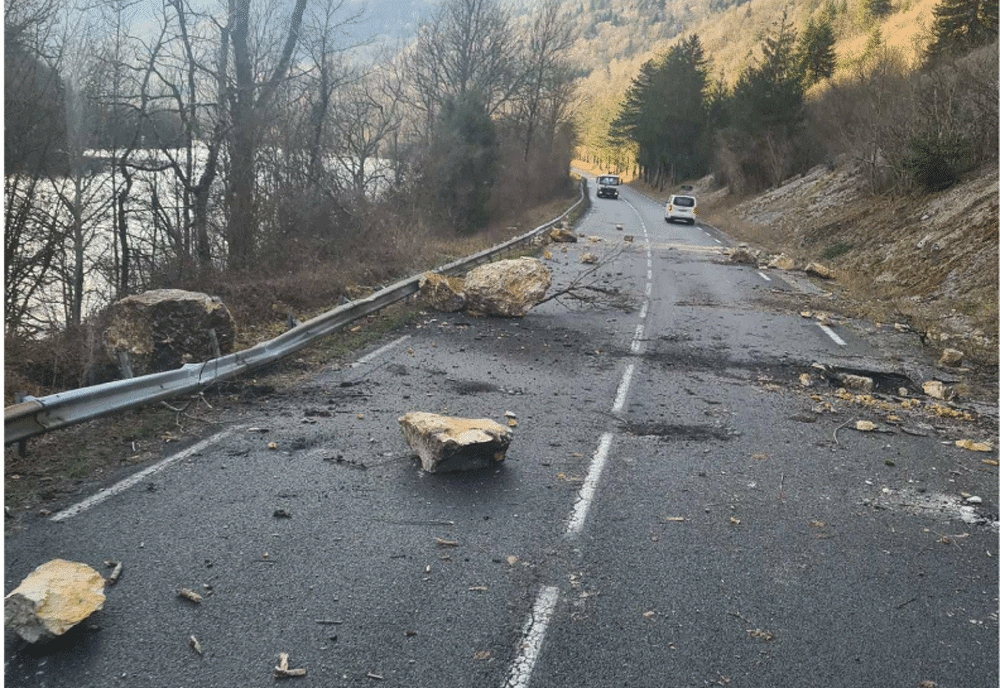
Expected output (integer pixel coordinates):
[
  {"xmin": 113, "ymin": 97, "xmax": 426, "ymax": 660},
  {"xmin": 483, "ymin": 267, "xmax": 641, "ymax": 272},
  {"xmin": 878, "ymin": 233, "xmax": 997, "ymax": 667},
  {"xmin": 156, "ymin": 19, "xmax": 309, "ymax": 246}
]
[{"xmin": 4, "ymin": 180, "xmax": 588, "ymax": 445}]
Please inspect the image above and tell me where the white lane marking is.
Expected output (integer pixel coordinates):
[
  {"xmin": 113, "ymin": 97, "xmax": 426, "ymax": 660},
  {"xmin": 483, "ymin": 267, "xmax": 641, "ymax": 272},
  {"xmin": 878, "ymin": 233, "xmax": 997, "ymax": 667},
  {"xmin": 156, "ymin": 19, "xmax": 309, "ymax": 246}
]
[
  {"xmin": 631, "ymin": 324, "xmax": 645, "ymax": 354},
  {"xmin": 645, "ymin": 282, "xmax": 652, "ymax": 297},
  {"xmin": 713, "ymin": 238, "xmax": 722, "ymax": 244},
  {"xmin": 566, "ymin": 432, "xmax": 615, "ymax": 536},
  {"xmin": 646, "ymin": 269, "xmax": 652, "ymax": 280},
  {"xmin": 818, "ymin": 323, "xmax": 847, "ymax": 346},
  {"xmin": 639, "ymin": 302, "xmax": 648, "ymax": 319},
  {"xmin": 351, "ymin": 335, "xmax": 411, "ymax": 367},
  {"xmin": 503, "ymin": 585, "xmax": 560, "ymax": 688},
  {"xmin": 757, "ymin": 271, "xmax": 772, "ymax": 282},
  {"xmin": 612, "ymin": 363, "xmax": 635, "ymax": 413},
  {"xmin": 51, "ymin": 427, "xmax": 241, "ymax": 522}
]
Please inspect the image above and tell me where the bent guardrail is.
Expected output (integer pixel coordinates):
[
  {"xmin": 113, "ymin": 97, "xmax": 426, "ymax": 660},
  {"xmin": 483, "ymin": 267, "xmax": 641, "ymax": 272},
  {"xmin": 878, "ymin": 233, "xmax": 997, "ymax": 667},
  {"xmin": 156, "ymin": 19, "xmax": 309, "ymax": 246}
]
[{"xmin": 5, "ymin": 181, "xmax": 588, "ymax": 445}]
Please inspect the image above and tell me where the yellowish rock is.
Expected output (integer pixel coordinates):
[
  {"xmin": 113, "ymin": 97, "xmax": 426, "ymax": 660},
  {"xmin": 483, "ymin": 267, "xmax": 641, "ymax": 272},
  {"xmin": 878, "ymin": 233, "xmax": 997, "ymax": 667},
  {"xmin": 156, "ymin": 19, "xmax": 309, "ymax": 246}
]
[
  {"xmin": 5, "ymin": 560, "xmax": 106, "ymax": 643},
  {"xmin": 955, "ymin": 439, "xmax": 993, "ymax": 452},
  {"xmin": 463, "ymin": 258, "xmax": 552, "ymax": 317},
  {"xmin": 922, "ymin": 380, "xmax": 947, "ymax": 400},
  {"xmin": 418, "ymin": 272, "xmax": 466, "ymax": 313},
  {"xmin": 399, "ymin": 412, "xmax": 513, "ymax": 473},
  {"xmin": 855, "ymin": 420, "xmax": 877, "ymax": 432}
]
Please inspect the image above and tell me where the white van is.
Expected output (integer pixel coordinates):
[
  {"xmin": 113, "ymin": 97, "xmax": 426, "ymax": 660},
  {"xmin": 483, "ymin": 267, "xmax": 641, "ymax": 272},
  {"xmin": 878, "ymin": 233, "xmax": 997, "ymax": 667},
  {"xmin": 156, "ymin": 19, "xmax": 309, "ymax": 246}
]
[{"xmin": 665, "ymin": 194, "xmax": 697, "ymax": 224}]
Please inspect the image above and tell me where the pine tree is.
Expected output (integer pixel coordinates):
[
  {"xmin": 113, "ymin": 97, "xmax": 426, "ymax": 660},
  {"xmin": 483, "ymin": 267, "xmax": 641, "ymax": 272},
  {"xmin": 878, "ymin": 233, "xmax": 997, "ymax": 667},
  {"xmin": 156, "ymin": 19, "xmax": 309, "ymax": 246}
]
[
  {"xmin": 731, "ymin": 11, "xmax": 802, "ymax": 134},
  {"xmin": 924, "ymin": 0, "xmax": 999, "ymax": 64},
  {"xmin": 798, "ymin": 17, "xmax": 837, "ymax": 85},
  {"xmin": 609, "ymin": 35, "xmax": 712, "ymax": 184},
  {"xmin": 865, "ymin": 0, "xmax": 893, "ymax": 18}
]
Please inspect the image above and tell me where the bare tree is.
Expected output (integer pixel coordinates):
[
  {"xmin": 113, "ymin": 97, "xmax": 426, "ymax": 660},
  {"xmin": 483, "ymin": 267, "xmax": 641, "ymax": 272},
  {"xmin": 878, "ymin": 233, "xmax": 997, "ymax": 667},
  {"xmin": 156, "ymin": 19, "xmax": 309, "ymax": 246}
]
[
  {"xmin": 406, "ymin": 0, "xmax": 522, "ymax": 125},
  {"xmin": 225, "ymin": 0, "xmax": 308, "ymax": 271},
  {"xmin": 514, "ymin": 0, "xmax": 575, "ymax": 163}
]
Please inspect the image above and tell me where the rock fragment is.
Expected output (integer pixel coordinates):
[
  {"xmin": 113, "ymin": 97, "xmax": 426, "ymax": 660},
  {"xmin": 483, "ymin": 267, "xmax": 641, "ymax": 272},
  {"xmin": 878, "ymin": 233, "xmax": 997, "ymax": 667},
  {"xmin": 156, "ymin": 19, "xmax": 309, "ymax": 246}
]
[
  {"xmin": 841, "ymin": 374, "xmax": 874, "ymax": 393},
  {"xmin": 938, "ymin": 348, "xmax": 964, "ymax": 366},
  {"xmin": 727, "ymin": 247, "xmax": 758, "ymax": 266},
  {"xmin": 463, "ymin": 258, "xmax": 552, "ymax": 317},
  {"xmin": 549, "ymin": 227, "xmax": 577, "ymax": 243},
  {"xmin": 399, "ymin": 412, "xmax": 512, "ymax": 473},
  {"xmin": 767, "ymin": 253, "xmax": 796, "ymax": 270},
  {"xmin": 922, "ymin": 380, "xmax": 948, "ymax": 400},
  {"xmin": 5, "ymin": 559, "xmax": 106, "ymax": 643},
  {"xmin": 805, "ymin": 262, "xmax": 833, "ymax": 279}
]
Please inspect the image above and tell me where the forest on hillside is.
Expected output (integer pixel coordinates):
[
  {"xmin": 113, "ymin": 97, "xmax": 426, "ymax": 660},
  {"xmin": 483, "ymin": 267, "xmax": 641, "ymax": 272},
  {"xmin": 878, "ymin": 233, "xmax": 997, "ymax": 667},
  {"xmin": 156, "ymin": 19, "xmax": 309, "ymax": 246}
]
[{"xmin": 570, "ymin": 0, "xmax": 997, "ymax": 196}]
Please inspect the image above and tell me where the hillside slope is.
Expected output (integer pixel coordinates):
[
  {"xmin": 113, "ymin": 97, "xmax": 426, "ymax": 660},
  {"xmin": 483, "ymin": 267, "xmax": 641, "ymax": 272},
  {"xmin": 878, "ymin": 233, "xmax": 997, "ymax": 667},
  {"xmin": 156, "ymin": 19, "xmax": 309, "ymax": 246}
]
[{"xmin": 706, "ymin": 163, "xmax": 998, "ymax": 368}]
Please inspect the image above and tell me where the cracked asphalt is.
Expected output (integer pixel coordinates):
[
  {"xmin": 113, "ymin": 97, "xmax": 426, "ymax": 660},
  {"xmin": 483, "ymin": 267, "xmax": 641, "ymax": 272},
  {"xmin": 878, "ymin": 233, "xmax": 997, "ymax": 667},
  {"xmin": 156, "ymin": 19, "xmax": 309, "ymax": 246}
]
[{"xmin": 5, "ymin": 179, "xmax": 997, "ymax": 687}]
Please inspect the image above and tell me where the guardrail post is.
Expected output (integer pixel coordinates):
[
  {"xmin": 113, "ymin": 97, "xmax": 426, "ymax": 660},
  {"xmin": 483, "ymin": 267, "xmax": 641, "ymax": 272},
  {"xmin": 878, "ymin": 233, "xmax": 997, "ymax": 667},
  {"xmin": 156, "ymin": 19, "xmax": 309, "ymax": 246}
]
[
  {"xmin": 208, "ymin": 328, "xmax": 222, "ymax": 358},
  {"xmin": 117, "ymin": 351, "xmax": 134, "ymax": 379},
  {"xmin": 14, "ymin": 394, "xmax": 28, "ymax": 457}
]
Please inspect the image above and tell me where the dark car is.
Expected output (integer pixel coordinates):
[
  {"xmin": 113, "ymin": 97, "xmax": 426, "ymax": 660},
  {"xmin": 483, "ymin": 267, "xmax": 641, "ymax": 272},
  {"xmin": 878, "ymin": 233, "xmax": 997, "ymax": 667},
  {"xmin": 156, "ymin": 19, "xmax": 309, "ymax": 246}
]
[{"xmin": 596, "ymin": 174, "xmax": 620, "ymax": 199}]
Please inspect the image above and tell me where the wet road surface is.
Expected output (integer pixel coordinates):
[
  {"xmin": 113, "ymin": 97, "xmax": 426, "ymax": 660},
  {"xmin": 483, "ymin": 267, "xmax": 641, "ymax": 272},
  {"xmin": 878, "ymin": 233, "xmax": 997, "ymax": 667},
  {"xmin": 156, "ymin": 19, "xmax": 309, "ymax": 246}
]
[{"xmin": 6, "ymin": 179, "xmax": 997, "ymax": 687}]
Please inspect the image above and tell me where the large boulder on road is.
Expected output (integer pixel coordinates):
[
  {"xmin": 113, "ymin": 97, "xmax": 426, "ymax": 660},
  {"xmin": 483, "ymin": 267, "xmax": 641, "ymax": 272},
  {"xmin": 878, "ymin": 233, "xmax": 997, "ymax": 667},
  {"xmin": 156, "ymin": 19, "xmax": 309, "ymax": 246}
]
[
  {"xmin": 419, "ymin": 273, "xmax": 466, "ymax": 313},
  {"xmin": 5, "ymin": 559, "xmax": 106, "ymax": 643},
  {"xmin": 399, "ymin": 412, "xmax": 512, "ymax": 473},
  {"xmin": 464, "ymin": 258, "xmax": 552, "ymax": 317},
  {"xmin": 103, "ymin": 289, "xmax": 236, "ymax": 377}
]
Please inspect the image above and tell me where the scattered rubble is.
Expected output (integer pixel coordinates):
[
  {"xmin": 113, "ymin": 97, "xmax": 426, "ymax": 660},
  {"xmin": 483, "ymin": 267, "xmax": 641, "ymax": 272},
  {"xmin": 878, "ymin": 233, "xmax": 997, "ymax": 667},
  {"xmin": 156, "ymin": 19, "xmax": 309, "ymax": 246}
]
[
  {"xmin": 5, "ymin": 559, "xmax": 106, "ymax": 643},
  {"xmin": 580, "ymin": 253, "xmax": 597, "ymax": 264},
  {"xmin": 463, "ymin": 257, "xmax": 552, "ymax": 317},
  {"xmin": 398, "ymin": 412, "xmax": 512, "ymax": 473},
  {"xmin": 840, "ymin": 374, "xmax": 874, "ymax": 393},
  {"xmin": 103, "ymin": 289, "xmax": 236, "ymax": 377}
]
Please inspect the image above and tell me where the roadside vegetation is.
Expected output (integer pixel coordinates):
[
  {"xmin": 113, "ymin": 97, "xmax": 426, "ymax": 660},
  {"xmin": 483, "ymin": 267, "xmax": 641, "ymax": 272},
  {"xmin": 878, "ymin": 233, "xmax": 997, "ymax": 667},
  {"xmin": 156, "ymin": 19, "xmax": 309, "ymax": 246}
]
[{"xmin": 4, "ymin": 0, "xmax": 579, "ymax": 400}]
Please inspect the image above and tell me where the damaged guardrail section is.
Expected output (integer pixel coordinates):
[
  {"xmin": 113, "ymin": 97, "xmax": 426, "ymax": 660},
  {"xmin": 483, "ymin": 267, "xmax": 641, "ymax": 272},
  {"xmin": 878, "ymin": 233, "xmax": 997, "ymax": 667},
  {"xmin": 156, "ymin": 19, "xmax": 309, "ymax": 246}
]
[{"xmin": 4, "ymin": 182, "xmax": 586, "ymax": 445}]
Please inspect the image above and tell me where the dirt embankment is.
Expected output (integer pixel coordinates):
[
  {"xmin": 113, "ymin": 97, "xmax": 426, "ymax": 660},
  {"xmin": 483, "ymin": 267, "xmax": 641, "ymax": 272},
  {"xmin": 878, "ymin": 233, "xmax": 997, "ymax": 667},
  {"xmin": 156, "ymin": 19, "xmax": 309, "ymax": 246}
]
[{"xmin": 614, "ymin": 160, "xmax": 999, "ymax": 372}]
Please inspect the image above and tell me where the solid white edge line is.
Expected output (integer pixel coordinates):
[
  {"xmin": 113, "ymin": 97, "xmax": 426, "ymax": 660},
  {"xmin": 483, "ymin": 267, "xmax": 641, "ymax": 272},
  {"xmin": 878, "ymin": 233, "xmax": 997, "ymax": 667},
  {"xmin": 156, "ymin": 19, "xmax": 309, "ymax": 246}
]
[
  {"xmin": 818, "ymin": 323, "xmax": 847, "ymax": 346},
  {"xmin": 566, "ymin": 432, "xmax": 615, "ymax": 536},
  {"xmin": 756, "ymin": 271, "xmax": 771, "ymax": 282},
  {"xmin": 352, "ymin": 334, "xmax": 411, "ymax": 367},
  {"xmin": 503, "ymin": 585, "xmax": 561, "ymax": 688},
  {"xmin": 51, "ymin": 427, "xmax": 241, "ymax": 522}
]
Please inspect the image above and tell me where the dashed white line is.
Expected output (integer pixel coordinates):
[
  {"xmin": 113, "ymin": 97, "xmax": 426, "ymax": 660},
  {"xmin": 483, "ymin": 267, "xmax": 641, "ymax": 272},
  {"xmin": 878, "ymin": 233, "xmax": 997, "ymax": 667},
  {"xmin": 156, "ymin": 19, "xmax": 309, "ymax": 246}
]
[
  {"xmin": 631, "ymin": 324, "xmax": 645, "ymax": 354},
  {"xmin": 503, "ymin": 585, "xmax": 560, "ymax": 688},
  {"xmin": 645, "ymin": 282, "xmax": 652, "ymax": 296},
  {"xmin": 351, "ymin": 335, "xmax": 411, "ymax": 367},
  {"xmin": 51, "ymin": 427, "xmax": 241, "ymax": 522},
  {"xmin": 612, "ymin": 363, "xmax": 635, "ymax": 413},
  {"xmin": 639, "ymin": 302, "xmax": 648, "ymax": 319},
  {"xmin": 757, "ymin": 271, "xmax": 772, "ymax": 282},
  {"xmin": 566, "ymin": 432, "xmax": 615, "ymax": 536},
  {"xmin": 818, "ymin": 323, "xmax": 847, "ymax": 346}
]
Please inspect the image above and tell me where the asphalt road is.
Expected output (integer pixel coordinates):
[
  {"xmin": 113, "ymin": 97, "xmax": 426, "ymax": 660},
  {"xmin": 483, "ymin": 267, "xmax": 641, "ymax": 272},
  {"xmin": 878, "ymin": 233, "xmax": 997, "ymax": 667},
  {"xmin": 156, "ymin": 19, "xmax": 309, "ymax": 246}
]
[{"xmin": 5, "ymin": 179, "xmax": 998, "ymax": 687}]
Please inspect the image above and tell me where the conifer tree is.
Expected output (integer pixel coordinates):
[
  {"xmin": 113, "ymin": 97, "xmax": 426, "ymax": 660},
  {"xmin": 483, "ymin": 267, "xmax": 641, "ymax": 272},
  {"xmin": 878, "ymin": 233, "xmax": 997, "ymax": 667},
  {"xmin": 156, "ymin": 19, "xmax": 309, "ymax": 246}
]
[
  {"xmin": 924, "ymin": 0, "xmax": 999, "ymax": 64},
  {"xmin": 798, "ymin": 17, "xmax": 837, "ymax": 85}
]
